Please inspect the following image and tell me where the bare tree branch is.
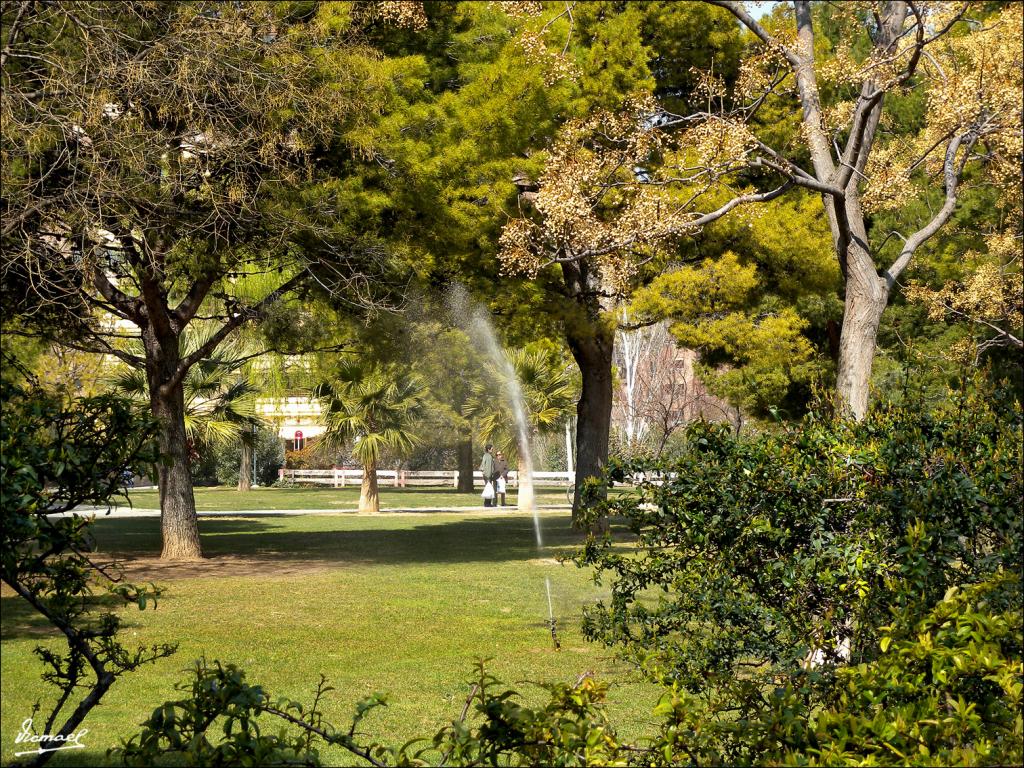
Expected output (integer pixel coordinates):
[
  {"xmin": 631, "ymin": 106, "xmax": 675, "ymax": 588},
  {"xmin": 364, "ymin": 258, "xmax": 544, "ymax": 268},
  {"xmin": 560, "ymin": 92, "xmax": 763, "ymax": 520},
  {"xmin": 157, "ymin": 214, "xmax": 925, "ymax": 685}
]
[
  {"xmin": 165, "ymin": 270, "xmax": 306, "ymax": 394},
  {"xmin": 884, "ymin": 131, "xmax": 978, "ymax": 289},
  {"xmin": 172, "ymin": 270, "xmax": 220, "ymax": 327},
  {"xmin": 705, "ymin": 0, "xmax": 800, "ymax": 69},
  {"xmin": 686, "ymin": 181, "xmax": 794, "ymax": 229},
  {"xmin": 0, "ymin": 0, "xmax": 31, "ymax": 68},
  {"xmin": 836, "ymin": 3, "xmax": 910, "ymax": 190},
  {"xmin": 92, "ymin": 267, "xmax": 142, "ymax": 324}
]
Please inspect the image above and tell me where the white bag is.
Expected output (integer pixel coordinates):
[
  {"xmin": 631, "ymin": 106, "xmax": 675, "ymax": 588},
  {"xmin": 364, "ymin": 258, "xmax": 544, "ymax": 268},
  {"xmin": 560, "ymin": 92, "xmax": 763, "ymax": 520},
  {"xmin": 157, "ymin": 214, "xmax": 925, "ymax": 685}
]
[
  {"xmin": 482, "ymin": 481, "xmax": 495, "ymax": 500},
  {"xmin": 496, "ymin": 476, "xmax": 506, "ymax": 494}
]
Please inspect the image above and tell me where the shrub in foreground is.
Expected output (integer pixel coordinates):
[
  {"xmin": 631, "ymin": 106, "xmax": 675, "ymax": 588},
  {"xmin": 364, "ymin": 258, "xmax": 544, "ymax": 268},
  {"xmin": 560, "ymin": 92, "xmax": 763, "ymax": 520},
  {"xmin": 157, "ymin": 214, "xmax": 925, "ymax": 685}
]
[
  {"xmin": 114, "ymin": 574, "xmax": 1020, "ymax": 767},
  {"xmin": 577, "ymin": 386, "xmax": 1020, "ymax": 684},
  {"xmin": 1, "ymin": 380, "xmax": 175, "ymax": 768}
]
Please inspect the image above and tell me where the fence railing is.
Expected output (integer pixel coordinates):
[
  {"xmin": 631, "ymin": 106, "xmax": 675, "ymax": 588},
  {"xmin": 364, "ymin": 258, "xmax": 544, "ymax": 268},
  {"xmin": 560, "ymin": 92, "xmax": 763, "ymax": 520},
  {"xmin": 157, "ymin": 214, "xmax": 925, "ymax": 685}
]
[{"xmin": 278, "ymin": 468, "xmax": 575, "ymax": 488}]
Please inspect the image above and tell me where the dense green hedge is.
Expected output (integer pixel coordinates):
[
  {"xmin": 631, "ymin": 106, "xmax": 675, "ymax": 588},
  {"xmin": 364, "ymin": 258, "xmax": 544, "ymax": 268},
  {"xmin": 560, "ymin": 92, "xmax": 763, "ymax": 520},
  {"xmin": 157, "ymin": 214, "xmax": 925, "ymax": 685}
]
[{"xmin": 571, "ymin": 382, "xmax": 1022, "ymax": 764}]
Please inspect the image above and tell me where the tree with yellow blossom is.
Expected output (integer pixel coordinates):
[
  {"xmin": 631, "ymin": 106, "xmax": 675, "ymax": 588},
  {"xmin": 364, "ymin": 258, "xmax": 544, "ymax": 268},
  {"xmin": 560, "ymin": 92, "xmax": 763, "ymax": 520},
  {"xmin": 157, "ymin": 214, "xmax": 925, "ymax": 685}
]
[
  {"xmin": 502, "ymin": 1, "xmax": 1021, "ymax": 423},
  {"xmin": 498, "ymin": 95, "xmax": 793, "ymax": 512},
  {"xmin": 905, "ymin": 231, "xmax": 1023, "ymax": 361},
  {"xmin": 685, "ymin": 1, "xmax": 1021, "ymax": 417}
]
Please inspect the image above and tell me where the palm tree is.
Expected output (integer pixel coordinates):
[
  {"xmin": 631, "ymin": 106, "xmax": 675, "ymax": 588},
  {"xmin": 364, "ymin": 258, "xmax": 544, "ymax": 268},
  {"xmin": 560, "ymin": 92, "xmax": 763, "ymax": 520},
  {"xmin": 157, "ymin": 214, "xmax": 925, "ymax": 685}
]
[
  {"xmin": 464, "ymin": 346, "xmax": 577, "ymax": 510},
  {"xmin": 109, "ymin": 327, "xmax": 265, "ymax": 485},
  {"xmin": 314, "ymin": 362, "xmax": 427, "ymax": 514}
]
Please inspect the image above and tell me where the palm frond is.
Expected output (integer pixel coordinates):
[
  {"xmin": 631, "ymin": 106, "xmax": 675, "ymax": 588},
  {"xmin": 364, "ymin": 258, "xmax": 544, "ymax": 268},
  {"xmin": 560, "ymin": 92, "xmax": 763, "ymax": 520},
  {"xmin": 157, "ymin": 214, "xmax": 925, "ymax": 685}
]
[
  {"xmin": 201, "ymin": 418, "xmax": 246, "ymax": 445},
  {"xmin": 314, "ymin": 362, "xmax": 427, "ymax": 465},
  {"xmin": 108, "ymin": 321, "xmax": 269, "ymax": 445},
  {"xmin": 107, "ymin": 367, "xmax": 148, "ymax": 400}
]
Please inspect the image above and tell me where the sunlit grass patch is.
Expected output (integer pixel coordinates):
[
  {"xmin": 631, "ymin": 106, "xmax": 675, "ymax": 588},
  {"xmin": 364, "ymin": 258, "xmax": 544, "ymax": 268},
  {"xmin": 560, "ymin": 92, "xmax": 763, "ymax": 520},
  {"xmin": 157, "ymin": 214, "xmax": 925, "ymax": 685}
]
[{"xmin": 1, "ymin": 511, "xmax": 658, "ymax": 766}]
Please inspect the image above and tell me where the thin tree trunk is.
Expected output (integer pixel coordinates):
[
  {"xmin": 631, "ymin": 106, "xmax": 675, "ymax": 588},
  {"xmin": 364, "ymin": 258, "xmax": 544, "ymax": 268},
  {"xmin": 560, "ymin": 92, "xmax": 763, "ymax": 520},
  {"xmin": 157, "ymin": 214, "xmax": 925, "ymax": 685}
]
[
  {"xmin": 238, "ymin": 430, "xmax": 253, "ymax": 491},
  {"xmin": 151, "ymin": 381, "xmax": 203, "ymax": 560},
  {"xmin": 566, "ymin": 324, "xmax": 614, "ymax": 529},
  {"xmin": 360, "ymin": 456, "xmax": 379, "ymax": 514},
  {"xmin": 457, "ymin": 432, "xmax": 474, "ymax": 492},
  {"xmin": 836, "ymin": 279, "xmax": 887, "ymax": 420},
  {"xmin": 516, "ymin": 449, "xmax": 534, "ymax": 513}
]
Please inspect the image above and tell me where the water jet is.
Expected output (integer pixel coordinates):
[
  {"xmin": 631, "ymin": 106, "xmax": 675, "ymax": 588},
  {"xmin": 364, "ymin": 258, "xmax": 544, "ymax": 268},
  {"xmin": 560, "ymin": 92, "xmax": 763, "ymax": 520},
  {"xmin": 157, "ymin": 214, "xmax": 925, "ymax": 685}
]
[{"xmin": 447, "ymin": 285, "xmax": 560, "ymax": 648}]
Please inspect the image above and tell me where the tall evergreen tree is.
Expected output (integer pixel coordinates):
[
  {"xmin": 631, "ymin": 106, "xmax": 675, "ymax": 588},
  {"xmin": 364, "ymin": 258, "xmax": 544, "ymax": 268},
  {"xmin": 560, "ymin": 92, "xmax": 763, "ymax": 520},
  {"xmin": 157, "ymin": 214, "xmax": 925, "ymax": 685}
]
[{"xmin": 365, "ymin": 2, "xmax": 745, "ymax": 519}]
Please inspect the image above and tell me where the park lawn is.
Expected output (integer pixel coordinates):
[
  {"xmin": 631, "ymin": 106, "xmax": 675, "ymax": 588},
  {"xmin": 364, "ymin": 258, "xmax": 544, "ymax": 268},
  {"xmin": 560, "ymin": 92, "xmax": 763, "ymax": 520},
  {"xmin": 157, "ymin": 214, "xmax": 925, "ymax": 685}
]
[
  {"xmin": 1, "ymin": 511, "xmax": 660, "ymax": 766},
  {"xmin": 118, "ymin": 485, "xmax": 576, "ymax": 511}
]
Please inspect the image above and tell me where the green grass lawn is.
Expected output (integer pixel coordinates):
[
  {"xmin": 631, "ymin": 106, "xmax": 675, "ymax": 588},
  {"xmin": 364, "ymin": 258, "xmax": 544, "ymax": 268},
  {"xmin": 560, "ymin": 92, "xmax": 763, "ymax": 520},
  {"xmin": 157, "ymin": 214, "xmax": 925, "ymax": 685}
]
[
  {"xmin": 117, "ymin": 485, "xmax": 576, "ymax": 511},
  {"xmin": 1, "ymin": 511, "xmax": 658, "ymax": 766}
]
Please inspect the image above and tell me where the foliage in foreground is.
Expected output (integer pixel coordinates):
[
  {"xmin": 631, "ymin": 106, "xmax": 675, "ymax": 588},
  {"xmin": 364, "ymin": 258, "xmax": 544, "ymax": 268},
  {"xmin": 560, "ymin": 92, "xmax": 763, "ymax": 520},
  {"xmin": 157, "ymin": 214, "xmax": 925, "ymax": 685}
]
[
  {"xmin": 574, "ymin": 382, "xmax": 1022, "ymax": 765},
  {"xmin": 1, "ymin": 379, "xmax": 176, "ymax": 768},
  {"xmin": 647, "ymin": 576, "xmax": 1022, "ymax": 767},
  {"xmin": 115, "ymin": 660, "xmax": 622, "ymax": 767},
  {"xmin": 579, "ymin": 385, "xmax": 1021, "ymax": 681},
  {"xmin": 113, "ymin": 573, "xmax": 1020, "ymax": 767},
  {"xmin": 5, "ymin": 372, "xmax": 1020, "ymax": 766},
  {"xmin": 111, "ymin": 386, "xmax": 1021, "ymax": 766}
]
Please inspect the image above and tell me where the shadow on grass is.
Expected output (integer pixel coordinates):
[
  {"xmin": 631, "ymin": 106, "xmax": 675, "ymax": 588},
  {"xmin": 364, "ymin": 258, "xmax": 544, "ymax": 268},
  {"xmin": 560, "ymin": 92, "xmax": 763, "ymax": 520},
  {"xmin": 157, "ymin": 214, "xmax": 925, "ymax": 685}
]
[
  {"xmin": 0, "ymin": 593, "xmax": 59, "ymax": 639},
  {"xmin": 9, "ymin": 750, "xmax": 118, "ymax": 768},
  {"xmin": 87, "ymin": 514, "xmax": 622, "ymax": 570},
  {"xmin": 1, "ymin": 590, "xmax": 160, "ymax": 642},
  {"xmin": 123, "ymin": 485, "xmax": 576, "ymax": 510}
]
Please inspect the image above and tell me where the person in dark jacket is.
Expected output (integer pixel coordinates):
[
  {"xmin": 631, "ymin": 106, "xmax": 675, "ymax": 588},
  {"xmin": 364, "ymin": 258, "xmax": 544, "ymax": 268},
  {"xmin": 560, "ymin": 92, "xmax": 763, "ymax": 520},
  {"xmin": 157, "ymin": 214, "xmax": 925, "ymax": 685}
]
[
  {"xmin": 494, "ymin": 451, "xmax": 509, "ymax": 507},
  {"xmin": 479, "ymin": 444, "xmax": 495, "ymax": 507}
]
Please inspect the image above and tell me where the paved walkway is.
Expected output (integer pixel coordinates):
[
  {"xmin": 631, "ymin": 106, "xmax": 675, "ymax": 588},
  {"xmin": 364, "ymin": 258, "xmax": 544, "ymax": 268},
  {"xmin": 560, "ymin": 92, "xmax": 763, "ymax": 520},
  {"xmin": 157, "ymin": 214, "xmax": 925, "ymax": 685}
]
[{"xmin": 67, "ymin": 505, "xmax": 570, "ymax": 518}]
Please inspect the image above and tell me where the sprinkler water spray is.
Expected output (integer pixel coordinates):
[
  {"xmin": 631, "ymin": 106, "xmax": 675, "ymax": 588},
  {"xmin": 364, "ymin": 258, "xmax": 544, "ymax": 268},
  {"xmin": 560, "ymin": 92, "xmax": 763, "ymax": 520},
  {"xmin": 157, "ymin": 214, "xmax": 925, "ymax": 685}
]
[
  {"xmin": 545, "ymin": 576, "xmax": 560, "ymax": 650},
  {"xmin": 448, "ymin": 284, "xmax": 561, "ymax": 651}
]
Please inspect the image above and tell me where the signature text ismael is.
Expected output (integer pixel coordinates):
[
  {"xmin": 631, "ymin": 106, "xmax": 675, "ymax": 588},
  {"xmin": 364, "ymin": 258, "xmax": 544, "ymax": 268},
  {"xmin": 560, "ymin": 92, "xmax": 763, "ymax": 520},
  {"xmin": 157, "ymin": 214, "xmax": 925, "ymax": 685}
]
[{"xmin": 14, "ymin": 718, "xmax": 89, "ymax": 756}]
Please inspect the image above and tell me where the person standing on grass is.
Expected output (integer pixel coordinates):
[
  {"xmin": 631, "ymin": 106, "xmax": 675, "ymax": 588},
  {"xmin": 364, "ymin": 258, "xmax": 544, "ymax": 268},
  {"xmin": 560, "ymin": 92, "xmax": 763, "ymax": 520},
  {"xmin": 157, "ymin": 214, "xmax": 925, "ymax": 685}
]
[
  {"xmin": 494, "ymin": 450, "xmax": 509, "ymax": 507},
  {"xmin": 480, "ymin": 444, "xmax": 495, "ymax": 507}
]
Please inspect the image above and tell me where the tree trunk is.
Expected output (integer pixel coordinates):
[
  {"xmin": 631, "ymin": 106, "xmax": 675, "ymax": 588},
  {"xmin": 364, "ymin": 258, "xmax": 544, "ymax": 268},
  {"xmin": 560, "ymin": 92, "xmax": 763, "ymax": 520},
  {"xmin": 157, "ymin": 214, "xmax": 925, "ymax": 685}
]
[
  {"xmin": 516, "ymin": 447, "xmax": 535, "ymax": 513},
  {"xmin": 836, "ymin": 275, "xmax": 887, "ymax": 420},
  {"xmin": 360, "ymin": 456, "xmax": 379, "ymax": 514},
  {"xmin": 151, "ymin": 381, "xmax": 203, "ymax": 560},
  {"xmin": 238, "ymin": 430, "xmax": 253, "ymax": 491},
  {"xmin": 831, "ymin": 195, "xmax": 889, "ymax": 421},
  {"xmin": 560, "ymin": 259, "xmax": 615, "ymax": 529},
  {"xmin": 456, "ymin": 432, "xmax": 474, "ymax": 492},
  {"xmin": 566, "ymin": 323, "xmax": 614, "ymax": 527}
]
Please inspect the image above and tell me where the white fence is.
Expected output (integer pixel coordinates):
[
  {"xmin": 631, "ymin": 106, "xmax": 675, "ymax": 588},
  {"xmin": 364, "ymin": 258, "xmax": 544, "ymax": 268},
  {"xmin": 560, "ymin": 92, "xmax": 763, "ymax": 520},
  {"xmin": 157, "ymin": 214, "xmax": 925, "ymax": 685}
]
[{"xmin": 278, "ymin": 468, "xmax": 575, "ymax": 488}]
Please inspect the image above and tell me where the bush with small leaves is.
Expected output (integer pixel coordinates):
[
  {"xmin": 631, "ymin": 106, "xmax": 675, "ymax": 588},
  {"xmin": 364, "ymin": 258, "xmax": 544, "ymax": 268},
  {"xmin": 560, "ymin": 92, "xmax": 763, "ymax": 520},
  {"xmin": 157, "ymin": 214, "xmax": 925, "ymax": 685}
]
[
  {"xmin": 1, "ymin": 378, "xmax": 176, "ymax": 768},
  {"xmin": 115, "ymin": 660, "xmax": 625, "ymax": 767},
  {"xmin": 644, "ymin": 574, "xmax": 1022, "ymax": 766},
  {"xmin": 807, "ymin": 575, "xmax": 1023, "ymax": 766},
  {"xmin": 572, "ymin": 380, "xmax": 1021, "ymax": 764}
]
